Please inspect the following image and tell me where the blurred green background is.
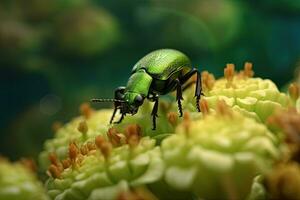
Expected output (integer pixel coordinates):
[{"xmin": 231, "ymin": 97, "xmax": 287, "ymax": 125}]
[{"xmin": 1, "ymin": 0, "xmax": 300, "ymax": 160}]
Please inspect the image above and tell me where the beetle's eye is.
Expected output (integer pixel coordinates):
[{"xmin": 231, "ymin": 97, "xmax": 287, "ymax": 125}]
[{"xmin": 134, "ymin": 95, "xmax": 144, "ymax": 106}]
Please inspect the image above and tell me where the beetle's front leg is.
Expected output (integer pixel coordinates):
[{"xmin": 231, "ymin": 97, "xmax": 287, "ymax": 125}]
[
  {"xmin": 114, "ymin": 113, "xmax": 125, "ymax": 124},
  {"xmin": 151, "ymin": 96, "xmax": 159, "ymax": 130},
  {"xmin": 110, "ymin": 107, "xmax": 118, "ymax": 124}
]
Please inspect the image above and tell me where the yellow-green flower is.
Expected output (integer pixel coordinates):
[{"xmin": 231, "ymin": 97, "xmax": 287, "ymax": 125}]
[
  {"xmin": 183, "ymin": 63, "xmax": 289, "ymax": 122},
  {"xmin": 46, "ymin": 133, "xmax": 163, "ymax": 200},
  {"xmin": 0, "ymin": 158, "xmax": 48, "ymax": 200},
  {"xmin": 39, "ymin": 106, "xmax": 112, "ymax": 171},
  {"xmin": 161, "ymin": 104, "xmax": 279, "ymax": 200}
]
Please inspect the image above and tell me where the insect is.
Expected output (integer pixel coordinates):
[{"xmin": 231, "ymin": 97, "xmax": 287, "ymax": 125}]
[{"xmin": 92, "ymin": 49, "xmax": 203, "ymax": 130}]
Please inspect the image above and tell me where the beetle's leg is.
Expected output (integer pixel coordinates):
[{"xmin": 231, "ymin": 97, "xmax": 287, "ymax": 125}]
[
  {"xmin": 151, "ymin": 96, "xmax": 159, "ymax": 130},
  {"xmin": 110, "ymin": 107, "xmax": 118, "ymax": 124},
  {"xmin": 114, "ymin": 113, "xmax": 125, "ymax": 124},
  {"xmin": 174, "ymin": 79, "xmax": 184, "ymax": 117},
  {"xmin": 180, "ymin": 68, "xmax": 203, "ymax": 112}
]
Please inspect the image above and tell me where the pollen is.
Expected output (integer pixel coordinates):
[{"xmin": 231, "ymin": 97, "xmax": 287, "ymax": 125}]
[
  {"xmin": 61, "ymin": 158, "xmax": 71, "ymax": 169},
  {"xmin": 79, "ymin": 102, "xmax": 93, "ymax": 119},
  {"xmin": 183, "ymin": 112, "xmax": 191, "ymax": 135},
  {"xmin": 167, "ymin": 112, "xmax": 178, "ymax": 126},
  {"xmin": 48, "ymin": 164, "xmax": 61, "ymax": 179},
  {"xmin": 68, "ymin": 142, "xmax": 79, "ymax": 162},
  {"xmin": 95, "ymin": 136, "xmax": 112, "ymax": 159},
  {"xmin": 48, "ymin": 152, "xmax": 60, "ymax": 167},
  {"xmin": 19, "ymin": 158, "xmax": 37, "ymax": 173},
  {"xmin": 125, "ymin": 124, "xmax": 142, "ymax": 147},
  {"xmin": 201, "ymin": 71, "xmax": 215, "ymax": 91},
  {"xmin": 77, "ymin": 121, "xmax": 88, "ymax": 138},
  {"xmin": 224, "ymin": 64, "xmax": 235, "ymax": 88},
  {"xmin": 107, "ymin": 128, "xmax": 125, "ymax": 147},
  {"xmin": 289, "ymin": 83, "xmax": 300, "ymax": 101},
  {"xmin": 216, "ymin": 100, "xmax": 232, "ymax": 117},
  {"xmin": 243, "ymin": 62, "xmax": 254, "ymax": 78},
  {"xmin": 80, "ymin": 144, "xmax": 89, "ymax": 155},
  {"xmin": 199, "ymin": 99, "xmax": 209, "ymax": 116},
  {"xmin": 52, "ymin": 121, "xmax": 63, "ymax": 133}
]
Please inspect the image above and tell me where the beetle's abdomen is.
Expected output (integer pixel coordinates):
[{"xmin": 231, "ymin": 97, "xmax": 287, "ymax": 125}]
[{"xmin": 132, "ymin": 49, "xmax": 192, "ymax": 80}]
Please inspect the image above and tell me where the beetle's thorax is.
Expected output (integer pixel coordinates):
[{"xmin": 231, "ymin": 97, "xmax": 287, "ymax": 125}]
[{"xmin": 126, "ymin": 70, "xmax": 153, "ymax": 98}]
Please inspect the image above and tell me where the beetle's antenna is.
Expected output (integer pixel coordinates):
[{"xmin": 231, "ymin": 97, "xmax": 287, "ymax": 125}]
[{"xmin": 91, "ymin": 98, "xmax": 125, "ymax": 103}]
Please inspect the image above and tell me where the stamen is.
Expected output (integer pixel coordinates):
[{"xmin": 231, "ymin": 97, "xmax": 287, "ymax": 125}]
[
  {"xmin": 78, "ymin": 121, "xmax": 88, "ymax": 138},
  {"xmin": 199, "ymin": 99, "xmax": 209, "ymax": 116},
  {"xmin": 80, "ymin": 103, "xmax": 93, "ymax": 119},
  {"xmin": 289, "ymin": 83, "xmax": 300, "ymax": 101},
  {"xmin": 95, "ymin": 136, "xmax": 112, "ymax": 159},
  {"xmin": 125, "ymin": 124, "xmax": 142, "ymax": 147},
  {"xmin": 48, "ymin": 164, "xmax": 61, "ymax": 179},
  {"xmin": 243, "ymin": 62, "xmax": 254, "ymax": 78},
  {"xmin": 167, "ymin": 112, "xmax": 178, "ymax": 126},
  {"xmin": 216, "ymin": 100, "xmax": 232, "ymax": 117},
  {"xmin": 224, "ymin": 64, "xmax": 235, "ymax": 88},
  {"xmin": 52, "ymin": 121, "xmax": 62, "ymax": 133},
  {"xmin": 201, "ymin": 71, "xmax": 215, "ymax": 91}
]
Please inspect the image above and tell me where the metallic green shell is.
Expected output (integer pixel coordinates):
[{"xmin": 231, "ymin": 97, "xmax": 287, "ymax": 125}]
[{"xmin": 131, "ymin": 49, "xmax": 192, "ymax": 80}]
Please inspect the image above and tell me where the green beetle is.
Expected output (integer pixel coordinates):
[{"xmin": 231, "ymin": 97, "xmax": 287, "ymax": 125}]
[{"xmin": 92, "ymin": 49, "xmax": 203, "ymax": 130}]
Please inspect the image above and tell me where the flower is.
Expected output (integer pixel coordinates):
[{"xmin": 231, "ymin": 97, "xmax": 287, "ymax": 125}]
[
  {"xmin": 161, "ymin": 102, "xmax": 280, "ymax": 199},
  {"xmin": 0, "ymin": 158, "xmax": 48, "ymax": 200},
  {"xmin": 46, "ymin": 127, "xmax": 163, "ymax": 200},
  {"xmin": 183, "ymin": 63, "xmax": 290, "ymax": 122}
]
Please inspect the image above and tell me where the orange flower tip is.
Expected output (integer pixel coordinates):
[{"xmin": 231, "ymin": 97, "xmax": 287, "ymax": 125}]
[
  {"xmin": 267, "ymin": 108, "xmax": 300, "ymax": 146},
  {"xmin": 80, "ymin": 145, "xmax": 89, "ymax": 155},
  {"xmin": 182, "ymin": 112, "xmax": 191, "ymax": 135},
  {"xmin": 68, "ymin": 142, "xmax": 78, "ymax": 161},
  {"xmin": 19, "ymin": 158, "xmax": 37, "ymax": 173},
  {"xmin": 289, "ymin": 83, "xmax": 300, "ymax": 101},
  {"xmin": 95, "ymin": 135, "xmax": 112, "ymax": 158},
  {"xmin": 167, "ymin": 112, "xmax": 178, "ymax": 126},
  {"xmin": 61, "ymin": 159, "xmax": 71, "ymax": 169},
  {"xmin": 201, "ymin": 71, "xmax": 215, "ymax": 91},
  {"xmin": 95, "ymin": 135, "xmax": 106, "ymax": 149},
  {"xmin": 79, "ymin": 102, "xmax": 93, "ymax": 119},
  {"xmin": 216, "ymin": 100, "xmax": 232, "ymax": 117},
  {"xmin": 87, "ymin": 141, "xmax": 97, "ymax": 151},
  {"xmin": 48, "ymin": 164, "xmax": 61, "ymax": 179},
  {"xmin": 107, "ymin": 128, "xmax": 124, "ymax": 146},
  {"xmin": 77, "ymin": 121, "xmax": 88, "ymax": 136},
  {"xmin": 127, "ymin": 135, "xmax": 140, "ymax": 148},
  {"xmin": 243, "ymin": 62, "xmax": 254, "ymax": 78},
  {"xmin": 183, "ymin": 111, "xmax": 191, "ymax": 122},
  {"xmin": 199, "ymin": 99, "xmax": 209, "ymax": 115},
  {"xmin": 224, "ymin": 63, "xmax": 235, "ymax": 81},
  {"xmin": 100, "ymin": 143, "xmax": 112, "ymax": 158},
  {"xmin": 125, "ymin": 124, "xmax": 142, "ymax": 140},
  {"xmin": 117, "ymin": 187, "xmax": 157, "ymax": 200},
  {"xmin": 48, "ymin": 152, "xmax": 59, "ymax": 166},
  {"xmin": 52, "ymin": 121, "xmax": 63, "ymax": 133},
  {"xmin": 159, "ymin": 101, "xmax": 171, "ymax": 112}
]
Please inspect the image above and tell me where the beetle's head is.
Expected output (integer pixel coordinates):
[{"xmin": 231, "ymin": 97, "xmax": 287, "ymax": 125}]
[{"xmin": 122, "ymin": 92, "xmax": 144, "ymax": 115}]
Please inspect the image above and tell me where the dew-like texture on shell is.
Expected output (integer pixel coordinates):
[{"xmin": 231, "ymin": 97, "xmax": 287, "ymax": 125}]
[
  {"xmin": 184, "ymin": 77, "xmax": 289, "ymax": 122},
  {"xmin": 0, "ymin": 160, "xmax": 49, "ymax": 200},
  {"xmin": 161, "ymin": 112, "xmax": 279, "ymax": 200},
  {"xmin": 46, "ymin": 137, "xmax": 164, "ymax": 200}
]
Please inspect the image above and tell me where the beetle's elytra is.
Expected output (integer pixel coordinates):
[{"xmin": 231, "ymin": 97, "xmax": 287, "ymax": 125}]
[{"xmin": 92, "ymin": 49, "xmax": 203, "ymax": 130}]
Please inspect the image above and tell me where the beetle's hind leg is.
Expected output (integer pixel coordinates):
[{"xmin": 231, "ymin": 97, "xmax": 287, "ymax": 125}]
[{"xmin": 180, "ymin": 68, "xmax": 203, "ymax": 112}]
